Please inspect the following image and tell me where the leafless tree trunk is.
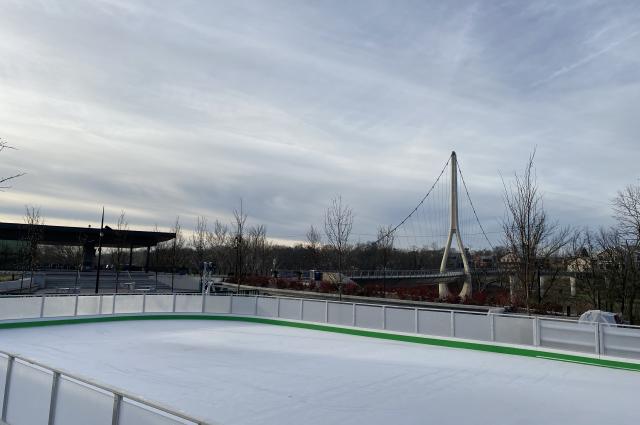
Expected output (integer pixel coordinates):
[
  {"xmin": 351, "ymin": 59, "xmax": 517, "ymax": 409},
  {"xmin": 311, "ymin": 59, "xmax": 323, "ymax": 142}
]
[
  {"xmin": 246, "ymin": 224, "xmax": 268, "ymax": 275},
  {"xmin": 111, "ymin": 210, "xmax": 128, "ymax": 292},
  {"xmin": 609, "ymin": 187, "xmax": 640, "ymax": 323},
  {"xmin": 191, "ymin": 216, "xmax": 209, "ymax": 292},
  {"xmin": 597, "ymin": 229, "xmax": 630, "ymax": 315},
  {"xmin": 324, "ymin": 196, "xmax": 353, "ymax": 300},
  {"xmin": 209, "ymin": 220, "xmax": 231, "ymax": 275},
  {"xmin": 306, "ymin": 225, "xmax": 322, "ymax": 269},
  {"xmin": 501, "ymin": 150, "xmax": 569, "ymax": 313},
  {"xmin": 170, "ymin": 216, "xmax": 184, "ymax": 292},
  {"xmin": 23, "ymin": 206, "xmax": 44, "ymax": 291},
  {"xmin": 233, "ymin": 202, "xmax": 247, "ymax": 292}
]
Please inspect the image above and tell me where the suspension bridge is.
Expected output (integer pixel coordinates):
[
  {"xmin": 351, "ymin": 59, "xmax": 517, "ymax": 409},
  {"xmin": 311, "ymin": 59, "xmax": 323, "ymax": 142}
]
[{"xmin": 361, "ymin": 151, "xmax": 497, "ymax": 298}]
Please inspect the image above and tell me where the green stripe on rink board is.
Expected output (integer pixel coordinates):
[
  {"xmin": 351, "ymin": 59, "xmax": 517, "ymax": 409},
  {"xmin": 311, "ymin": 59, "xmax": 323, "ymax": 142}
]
[{"xmin": 1, "ymin": 314, "xmax": 638, "ymax": 372}]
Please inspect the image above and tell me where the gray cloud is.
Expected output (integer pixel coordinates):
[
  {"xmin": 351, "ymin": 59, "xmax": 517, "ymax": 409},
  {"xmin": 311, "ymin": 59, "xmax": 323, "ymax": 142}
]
[{"xmin": 1, "ymin": 0, "xmax": 639, "ymax": 244}]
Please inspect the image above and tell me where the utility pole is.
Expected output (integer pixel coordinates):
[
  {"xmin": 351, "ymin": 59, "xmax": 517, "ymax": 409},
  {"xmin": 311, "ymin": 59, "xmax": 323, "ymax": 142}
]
[{"xmin": 94, "ymin": 207, "xmax": 105, "ymax": 294}]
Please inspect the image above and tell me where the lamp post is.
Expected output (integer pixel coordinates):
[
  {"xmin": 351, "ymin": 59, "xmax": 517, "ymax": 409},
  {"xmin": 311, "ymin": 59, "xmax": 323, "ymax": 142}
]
[{"xmin": 94, "ymin": 207, "xmax": 105, "ymax": 294}]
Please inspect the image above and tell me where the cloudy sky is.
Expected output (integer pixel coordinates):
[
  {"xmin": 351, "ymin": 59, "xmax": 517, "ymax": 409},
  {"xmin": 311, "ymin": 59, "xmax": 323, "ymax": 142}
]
[{"xmin": 1, "ymin": 0, "xmax": 639, "ymax": 246}]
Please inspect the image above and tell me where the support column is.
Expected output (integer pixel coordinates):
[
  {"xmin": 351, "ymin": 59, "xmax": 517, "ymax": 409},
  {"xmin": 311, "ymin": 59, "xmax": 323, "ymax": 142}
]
[
  {"xmin": 439, "ymin": 151, "xmax": 472, "ymax": 299},
  {"xmin": 128, "ymin": 244, "xmax": 134, "ymax": 270},
  {"xmin": 144, "ymin": 246, "xmax": 151, "ymax": 273},
  {"xmin": 570, "ymin": 277, "xmax": 577, "ymax": 297}
]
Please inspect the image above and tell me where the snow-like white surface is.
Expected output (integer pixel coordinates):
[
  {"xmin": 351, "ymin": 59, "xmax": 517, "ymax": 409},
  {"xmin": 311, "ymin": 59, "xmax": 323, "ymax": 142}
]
[{"xmin": 1, "ymin": 320, "xmax": 639, "ymax": 425}]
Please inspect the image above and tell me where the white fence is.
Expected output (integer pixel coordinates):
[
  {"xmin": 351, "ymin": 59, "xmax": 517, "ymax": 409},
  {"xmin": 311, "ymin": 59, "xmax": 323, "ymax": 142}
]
[
  {"xmin": 0, "ymin": 350, "xmax": 209, "ymax": 425},
  {"xmin": 1, "ymin": 293, "xmax": 640, "ymax": 425},
  {"xmin": 1, "ymin": 294, "xmax": 640, "ymax": 360}
]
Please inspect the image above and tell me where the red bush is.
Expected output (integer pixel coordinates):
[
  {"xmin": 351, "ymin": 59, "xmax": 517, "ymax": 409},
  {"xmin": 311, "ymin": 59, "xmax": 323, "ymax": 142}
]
[
  {"xmin": 463, "ymin": 291, "xmax": 487, "ymax": 305},
  {"xmin": 391, "ymin": 286, "xmax": 438, "ymax": 301},
  {"xmin": 362, "ymin": 284, "xmax": 384, "ymax": 298},
  {"xmin": 275, "ymin": 278, "xmax": 289, "ymax": 289},
  {"xmin": 445, "ymin": 294, "xmax": 460, "ymax": 304},
  {"xmin": 342, "ymin": 282, "xmax": 360, "ymax": 295},
  {"xmin": 243, "ymin": 275, "xmax": 270, "ymax": 287},
  {"xmin": 288, "ymin": 280, "xmax": 305, "ymax": 291},
  {"xmin": 488, "ymin": 289, "xmax": 511, "ymax": 306},
  {"xmin": 318, "ymin": 281, "xmax": 335, "ymax": 293}
]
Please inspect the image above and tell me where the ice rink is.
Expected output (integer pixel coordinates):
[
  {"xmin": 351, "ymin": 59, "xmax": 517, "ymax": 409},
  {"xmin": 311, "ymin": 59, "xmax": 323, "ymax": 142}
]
[{"xmin": 1, "ymin": 319, "xmax": 639, "ymax": 425}]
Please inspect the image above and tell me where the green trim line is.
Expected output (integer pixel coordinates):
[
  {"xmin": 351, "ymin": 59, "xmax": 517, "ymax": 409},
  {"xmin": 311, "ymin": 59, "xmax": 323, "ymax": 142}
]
[{"xmin": 1, "ymin": 314, "xmax": 639, "ymax": 372}]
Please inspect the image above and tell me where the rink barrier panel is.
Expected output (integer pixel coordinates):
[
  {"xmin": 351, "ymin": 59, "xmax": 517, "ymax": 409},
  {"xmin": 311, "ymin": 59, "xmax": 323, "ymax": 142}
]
[
  {"xmin": 1, "ymin": 311, "xmax": 640, "ymax": 373},
  {"xmin": 2, "ymin": 293, "xmax": 640, "ymax": 359},
  {"xmin": 0, "ymin": 348, "xmax": 211, "ymax": 425},
  {"xmin": 2, "ymin": 293, "xmax": 640, "ymax": 361},
  {"xmin": 2, "ymin": 293, "xmax": 640, "ymax": 425}
]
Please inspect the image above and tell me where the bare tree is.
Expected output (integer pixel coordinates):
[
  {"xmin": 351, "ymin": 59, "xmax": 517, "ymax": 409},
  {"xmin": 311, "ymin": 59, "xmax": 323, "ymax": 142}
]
[
  {"xmin": 324, "ymin": 196, "xmax": 353, "ymax": 300},
  {"xmin": 0, "ymin": 139, "xmax": 25, "ymax": 190},
  {"xmin": 110, "ymin": 210, "xmax": 128, "ymax": 291},
  {"xmin": 377, "ymin": 225, "xmax": 395, "ymax": 298},
  {"xmin": 191, "ymin": 216, "xmax": 209, "ymax": 291},
  {"xmin": 501, "ymin": 150, "xmax": 569, "ymax": 312},
  {"xmin": 170, "ymin": 216, "xmax": 185, "ymax": 292},
  {"xmin": 568, "ymin": 228, "xmax": 603, "ymax": 309},
  {"xmin": 596, "ymin": 228, "xmax": 639, "ymax": 320},
  {"xmin": 209, "ymin": 220, "xmax": 231, "ymax": 275},
  {"xmin": 613, "ymin": 184, "xmax": 640, "ymax": 240},
  {"xmin": 306, "ymin": 225, "xmax": 322, "ymax": 269},
  {"xmin": 612, "ymin": 183, "xmax": 640, "ymax": 323},
  {"xmin": 233, "ymin": 202, "xmax": 247, "ymax": 291},
  {"xmin": 23, "ymin": 206, "xmax": 44, "ymax": 290},
  {"xmin": 247, "ymin": 224, "xmax": 268, "ymax": 275}
]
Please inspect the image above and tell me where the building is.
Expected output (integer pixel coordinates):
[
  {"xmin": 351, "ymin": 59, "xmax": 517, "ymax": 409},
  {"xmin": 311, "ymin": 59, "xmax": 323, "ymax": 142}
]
[{"xmin": 0, "ymin": 222, "xmax": 174, "ymax": 271}]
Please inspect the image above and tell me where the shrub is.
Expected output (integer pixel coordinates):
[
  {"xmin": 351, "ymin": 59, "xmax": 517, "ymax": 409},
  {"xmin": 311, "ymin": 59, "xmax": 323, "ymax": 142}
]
[
  {"xmin": 275, "ymin": 278, "xmax": 289, "ymax": 289},
  {"xmin": 489, "ymin": 289, "xmax": 511, "ymax": 306},
  {"xmin": 463, "ymin": 291, "xmax": 487, "ymax": 305},
  {"xmin": 342, "ymin": 282, "xmax": 360, "ymax": 295},
  {"xmin": 243, "ymin": 275, "xmax": 270, "ymax": 287},
  {"xmin": 318, "ymin": 281, "xmax": 334, "ymax": 293},
  {"xmin": 288, "ymin": 280, "xmax": 305, "ymax": 291},
  {"xmin": 446, "ymin": 294, "xmax": 460, "ymax": 304}
]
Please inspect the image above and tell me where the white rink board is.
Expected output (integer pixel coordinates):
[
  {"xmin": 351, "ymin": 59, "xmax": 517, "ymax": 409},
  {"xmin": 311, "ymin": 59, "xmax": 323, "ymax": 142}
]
[{"xmin": 1, "ymin": 320, "xmax": 639, "ymax": 425}]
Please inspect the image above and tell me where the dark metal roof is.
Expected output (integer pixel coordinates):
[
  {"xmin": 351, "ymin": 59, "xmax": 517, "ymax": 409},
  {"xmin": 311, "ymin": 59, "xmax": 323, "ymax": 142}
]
[{"xmin": 0, "ymin": 222, "xmax": 175, "ymax": 248}]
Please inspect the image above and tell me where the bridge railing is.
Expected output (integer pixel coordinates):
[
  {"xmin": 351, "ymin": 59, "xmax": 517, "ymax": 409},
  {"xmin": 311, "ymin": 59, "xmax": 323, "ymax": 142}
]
[
  {"xmin": 1, "ymin": 293, "xmax": 640, "ymax": 424},
  {"xmin": 344, "ymin": 269, "xmax": 466, "ymax": 279}
]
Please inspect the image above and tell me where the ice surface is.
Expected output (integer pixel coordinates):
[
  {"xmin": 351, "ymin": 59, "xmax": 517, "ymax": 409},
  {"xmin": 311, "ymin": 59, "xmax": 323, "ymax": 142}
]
[{"xmin": 1, "ymin": 320, "xmax": 639, "ymax": 425}]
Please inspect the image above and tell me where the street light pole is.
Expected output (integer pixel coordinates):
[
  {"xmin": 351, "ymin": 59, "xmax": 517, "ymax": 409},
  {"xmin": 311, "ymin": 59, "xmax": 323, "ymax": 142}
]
[{"xmin": 94, "ymin": 207, "xmax": 105, "ymax": 294}]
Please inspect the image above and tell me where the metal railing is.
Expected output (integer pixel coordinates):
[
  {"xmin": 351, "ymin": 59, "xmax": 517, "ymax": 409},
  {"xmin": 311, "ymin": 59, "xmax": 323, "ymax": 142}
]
[
  {"xmin": 0, "ymin": 348, "xmax": 211, "ymax": 425},
  {"xmin": 1, "ymin": 293, "xmax": 640, "ymax": 424},
  {"xmin": 345, "ymin": 269, "xmax": 465, "ymax": 279}
]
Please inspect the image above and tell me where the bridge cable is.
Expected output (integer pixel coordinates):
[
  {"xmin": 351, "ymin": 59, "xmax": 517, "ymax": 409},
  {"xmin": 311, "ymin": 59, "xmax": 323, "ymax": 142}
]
[
  {"xmin": 457, "ymin": 161, "xmax": 495, "ymax": 251},
  {"xmin": 375, "ymin": 154, "xmax": 451, "ymax": 245}
]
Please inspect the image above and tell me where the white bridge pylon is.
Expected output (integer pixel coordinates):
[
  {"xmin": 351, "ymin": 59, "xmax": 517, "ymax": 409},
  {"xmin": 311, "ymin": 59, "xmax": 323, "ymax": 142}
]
[{"xmin": 439, "ymin": 151, "xmax": 472, "ymax": 299}]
